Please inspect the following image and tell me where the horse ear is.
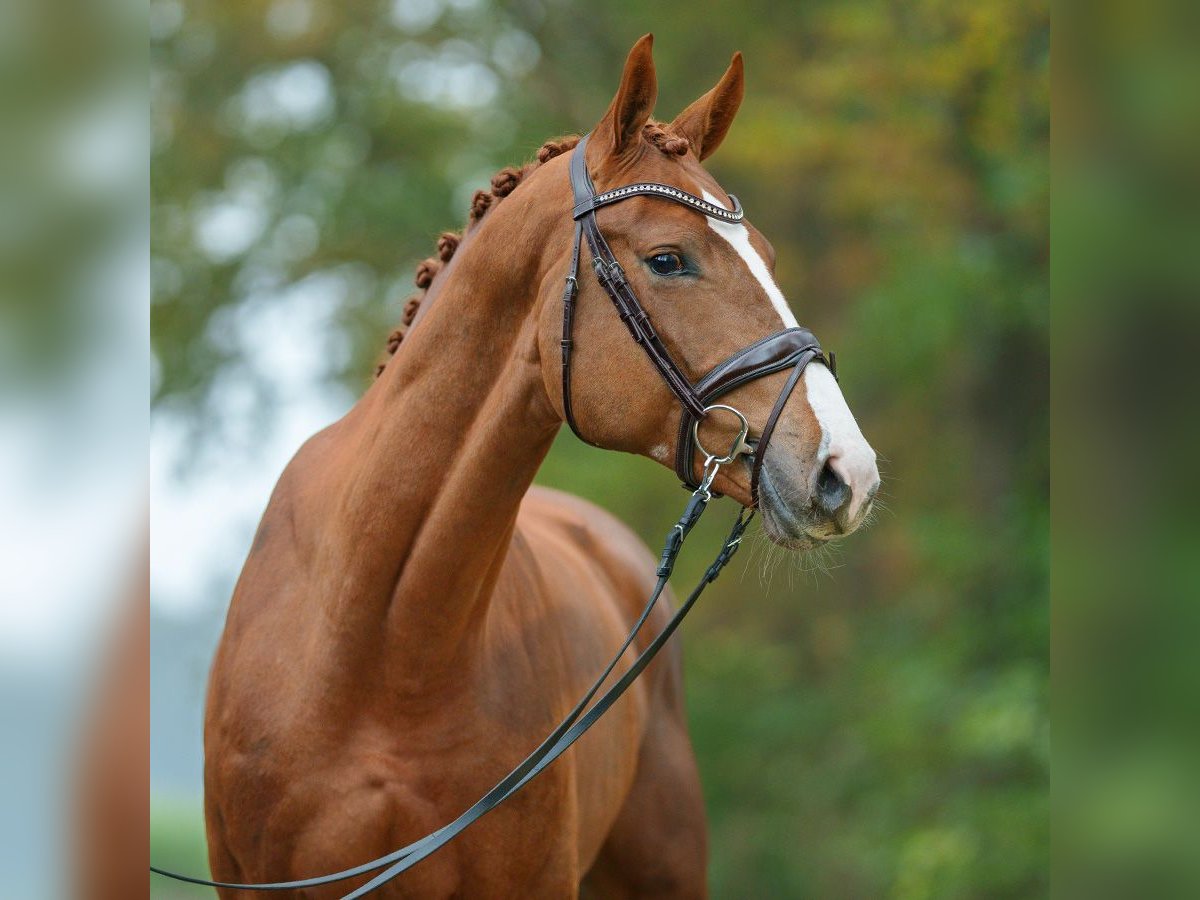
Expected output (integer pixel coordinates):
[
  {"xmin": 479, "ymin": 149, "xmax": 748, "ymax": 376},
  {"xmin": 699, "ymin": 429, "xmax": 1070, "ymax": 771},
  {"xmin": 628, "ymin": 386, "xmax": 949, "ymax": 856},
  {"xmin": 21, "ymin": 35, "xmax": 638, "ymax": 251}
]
[
  {"xmin": 669, "ymin": 52, "xmax": 745, "ymax": 161},
  {"xmin": 598, "ymin": 33, "xmax": 657, "ymax": 156}
]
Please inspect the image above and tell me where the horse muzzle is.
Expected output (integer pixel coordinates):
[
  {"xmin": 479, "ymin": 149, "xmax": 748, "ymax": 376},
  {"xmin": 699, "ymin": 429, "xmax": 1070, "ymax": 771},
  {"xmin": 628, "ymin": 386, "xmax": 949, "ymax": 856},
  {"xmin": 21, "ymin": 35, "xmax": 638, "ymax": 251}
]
[{"xmin": 755, "ymin": 447, "xmax": 879, "ymax": 549}]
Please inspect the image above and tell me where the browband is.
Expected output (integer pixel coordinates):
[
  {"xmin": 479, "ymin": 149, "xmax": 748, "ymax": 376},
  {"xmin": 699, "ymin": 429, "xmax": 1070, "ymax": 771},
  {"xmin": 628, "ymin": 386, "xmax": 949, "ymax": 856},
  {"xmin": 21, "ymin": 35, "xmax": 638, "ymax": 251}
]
[{"xmin": 574, "ymin": 183, "xmax": 744, "ymax": 223}]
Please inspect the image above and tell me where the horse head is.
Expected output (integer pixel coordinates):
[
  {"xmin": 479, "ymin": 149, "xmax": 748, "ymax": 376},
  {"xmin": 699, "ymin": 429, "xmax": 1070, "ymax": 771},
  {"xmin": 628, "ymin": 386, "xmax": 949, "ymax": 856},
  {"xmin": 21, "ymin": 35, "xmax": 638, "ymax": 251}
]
[{"xmin": 530, "ymin": 35, "xmax": 879, "ymax": 549}]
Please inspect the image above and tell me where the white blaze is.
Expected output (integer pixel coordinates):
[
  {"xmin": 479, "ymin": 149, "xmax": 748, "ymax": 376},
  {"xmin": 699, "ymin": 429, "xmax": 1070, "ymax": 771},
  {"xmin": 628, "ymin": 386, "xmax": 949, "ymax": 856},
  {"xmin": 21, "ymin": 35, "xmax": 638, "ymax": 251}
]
[
  {"xmin": 702, "ymin": 190, "xmax": 879, "ymax": 521},
  {"xmin": 702, "ymin": 191, "xmax": 798, "ymax": 329}
]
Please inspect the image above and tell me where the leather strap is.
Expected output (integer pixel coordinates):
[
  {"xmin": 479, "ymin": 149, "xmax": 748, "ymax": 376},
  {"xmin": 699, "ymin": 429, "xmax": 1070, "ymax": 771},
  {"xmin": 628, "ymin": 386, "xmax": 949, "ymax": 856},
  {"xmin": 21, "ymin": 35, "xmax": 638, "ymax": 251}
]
[
  {"xmin": 563, "ymin": 135, "xmax": 708, "ymax": 436},
  {"xmin": 560, "ymin": 220, "xmax": 593, "ymax": 444},
  {"xmin": 748, "ymin": 351, "xmax": 819, "ymax": 508}
]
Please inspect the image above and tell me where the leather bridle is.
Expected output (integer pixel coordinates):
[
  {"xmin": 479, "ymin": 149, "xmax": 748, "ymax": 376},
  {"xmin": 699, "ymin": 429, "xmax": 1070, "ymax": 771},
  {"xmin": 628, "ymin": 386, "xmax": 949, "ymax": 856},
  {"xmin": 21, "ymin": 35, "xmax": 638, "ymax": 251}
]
[
  {"xmin": 150, "ymin": 134, "xmax": 836, "ymax": 898},
  {"xmin": 561, "ymin": 133, "xmax": 834, "ymax": 504}
]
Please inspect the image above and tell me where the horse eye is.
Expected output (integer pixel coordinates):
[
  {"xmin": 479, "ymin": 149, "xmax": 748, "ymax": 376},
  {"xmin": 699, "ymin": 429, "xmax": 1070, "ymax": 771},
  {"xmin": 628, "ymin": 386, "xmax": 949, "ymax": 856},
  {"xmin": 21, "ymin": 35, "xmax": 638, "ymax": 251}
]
[{"xmin": 647, "ymin": 252, "xmax": 685, "ymax": 276}]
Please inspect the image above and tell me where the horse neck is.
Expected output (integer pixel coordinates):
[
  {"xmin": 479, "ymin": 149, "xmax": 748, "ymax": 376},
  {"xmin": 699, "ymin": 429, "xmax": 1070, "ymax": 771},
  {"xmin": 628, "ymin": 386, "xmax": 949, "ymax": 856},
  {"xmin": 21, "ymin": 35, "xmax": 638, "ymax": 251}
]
[{"xmin": 318, "ymin": 185, "xmax": 566, "ymax": 681}]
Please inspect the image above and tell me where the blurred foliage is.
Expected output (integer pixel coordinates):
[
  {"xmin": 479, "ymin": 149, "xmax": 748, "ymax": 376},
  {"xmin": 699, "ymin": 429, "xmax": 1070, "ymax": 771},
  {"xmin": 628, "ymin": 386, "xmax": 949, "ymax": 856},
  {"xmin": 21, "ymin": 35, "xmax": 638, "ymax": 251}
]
[
  {"xmin": 151, "ymin": 798, "xmax": 213, "ymax": 898},
  {"xmin": 152, "ymin": 0, "xmax": 1048, "ymax": 896},
  {"xmin": 0, "ymin": 0, "xmax": 143, "ymax": 396},
  {"xmin": 1054, "ymin": 1, "xmax": 1200, "ymax": 897}
]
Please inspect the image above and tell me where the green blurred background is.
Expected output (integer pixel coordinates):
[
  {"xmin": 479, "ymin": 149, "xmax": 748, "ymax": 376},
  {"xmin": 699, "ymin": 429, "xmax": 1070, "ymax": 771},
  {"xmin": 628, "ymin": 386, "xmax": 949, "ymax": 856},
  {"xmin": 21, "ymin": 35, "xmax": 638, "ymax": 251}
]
[{"xmin": 150, "ymin": 0, "xmax": 1049, "ymax": 896}]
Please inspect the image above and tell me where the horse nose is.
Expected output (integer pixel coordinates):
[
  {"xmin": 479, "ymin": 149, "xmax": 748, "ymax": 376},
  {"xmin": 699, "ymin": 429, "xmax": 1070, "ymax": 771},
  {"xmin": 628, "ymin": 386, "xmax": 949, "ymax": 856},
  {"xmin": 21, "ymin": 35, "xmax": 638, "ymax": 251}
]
[{"xmin": 814, "ymin": 461, "xmax": 852, "ymax": 522}]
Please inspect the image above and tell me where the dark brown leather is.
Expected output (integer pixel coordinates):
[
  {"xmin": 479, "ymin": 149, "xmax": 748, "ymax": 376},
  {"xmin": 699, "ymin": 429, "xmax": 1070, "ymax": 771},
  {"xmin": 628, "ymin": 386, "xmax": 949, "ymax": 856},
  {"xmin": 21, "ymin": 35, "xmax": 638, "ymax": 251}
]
[
  {"xmin": 691, "ymin": 328, "xmax": 821, "ymax": 400},
  {"xmin": 560, "ymin": 135, "xmax": 834, "ymax": 504},
  {"xmin": 748, "ymin": 351, "xmax": 818, "ymax": 507},
  {"xmin": 560, "ymin": 219, "xmax": 592, "ymax": 444},
  {"xmin": 567, "ymin": 136, "xmax": 708, "ymax": 422}
]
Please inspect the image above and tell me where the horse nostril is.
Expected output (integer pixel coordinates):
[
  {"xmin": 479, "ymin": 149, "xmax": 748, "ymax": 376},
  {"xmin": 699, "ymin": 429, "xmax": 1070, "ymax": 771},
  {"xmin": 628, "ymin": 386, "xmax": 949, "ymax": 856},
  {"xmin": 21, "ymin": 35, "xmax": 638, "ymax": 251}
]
[{"xmin": 815, "ymin": 461, "xmax": 851, "ymax": 519}]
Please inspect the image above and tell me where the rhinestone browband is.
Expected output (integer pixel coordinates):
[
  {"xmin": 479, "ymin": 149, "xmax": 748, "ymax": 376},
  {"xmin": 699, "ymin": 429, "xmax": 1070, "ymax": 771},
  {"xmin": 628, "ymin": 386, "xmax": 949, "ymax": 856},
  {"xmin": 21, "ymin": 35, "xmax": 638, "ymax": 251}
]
[{"xmin": 573, "ymin": 182, "xmax": 744, "ymax": 223}]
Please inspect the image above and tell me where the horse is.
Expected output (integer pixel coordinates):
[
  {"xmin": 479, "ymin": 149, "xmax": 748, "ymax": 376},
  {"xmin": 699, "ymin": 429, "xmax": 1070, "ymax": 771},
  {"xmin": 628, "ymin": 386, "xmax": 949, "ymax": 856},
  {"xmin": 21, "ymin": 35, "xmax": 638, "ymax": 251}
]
[{"xmin": 202, "ymin": 34, "xmax": 879, "ymax": 898}]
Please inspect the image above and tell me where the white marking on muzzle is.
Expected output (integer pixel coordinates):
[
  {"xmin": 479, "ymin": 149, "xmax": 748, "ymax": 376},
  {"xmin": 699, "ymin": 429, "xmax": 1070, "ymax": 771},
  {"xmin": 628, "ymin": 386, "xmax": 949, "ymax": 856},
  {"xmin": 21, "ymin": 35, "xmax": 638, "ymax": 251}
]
[
  {"xmin": 803, "ymin": 364, "xmax": 877, "ymax": 521},
  {"xmin": 702, "ymin": 190, "xmax": 878, "ymax": 522}
]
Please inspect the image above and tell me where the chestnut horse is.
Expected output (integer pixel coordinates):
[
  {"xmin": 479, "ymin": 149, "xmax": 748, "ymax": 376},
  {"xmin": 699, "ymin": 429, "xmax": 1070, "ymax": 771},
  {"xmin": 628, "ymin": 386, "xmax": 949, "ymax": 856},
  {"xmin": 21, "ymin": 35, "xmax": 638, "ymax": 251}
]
[{"xmin": 203, "ymin": 35, "xmax": 878, "ymax": 898}]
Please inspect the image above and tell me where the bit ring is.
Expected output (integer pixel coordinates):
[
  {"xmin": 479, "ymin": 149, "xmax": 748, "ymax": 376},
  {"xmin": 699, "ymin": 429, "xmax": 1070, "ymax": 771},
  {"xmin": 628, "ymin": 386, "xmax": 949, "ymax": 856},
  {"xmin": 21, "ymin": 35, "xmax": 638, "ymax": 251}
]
[{"xmin": 692, "ymin": 404, "xmax": 752, "ymax": 466}]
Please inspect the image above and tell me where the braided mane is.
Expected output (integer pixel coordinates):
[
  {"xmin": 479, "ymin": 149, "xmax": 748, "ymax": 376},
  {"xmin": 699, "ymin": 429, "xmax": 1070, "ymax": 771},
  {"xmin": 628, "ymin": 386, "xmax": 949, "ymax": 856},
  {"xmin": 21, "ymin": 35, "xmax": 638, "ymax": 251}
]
[{"xmin": 374, "ymin": 123, "xmax": 690, "ymax": 377}]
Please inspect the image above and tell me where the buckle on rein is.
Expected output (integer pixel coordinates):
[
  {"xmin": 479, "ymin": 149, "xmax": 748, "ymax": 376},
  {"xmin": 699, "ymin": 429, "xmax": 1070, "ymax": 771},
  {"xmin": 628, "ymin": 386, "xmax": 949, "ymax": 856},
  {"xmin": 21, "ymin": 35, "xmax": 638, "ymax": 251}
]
[{"xmin": 656, "ymin": 404, "xmax": 752, "ymax": 579}]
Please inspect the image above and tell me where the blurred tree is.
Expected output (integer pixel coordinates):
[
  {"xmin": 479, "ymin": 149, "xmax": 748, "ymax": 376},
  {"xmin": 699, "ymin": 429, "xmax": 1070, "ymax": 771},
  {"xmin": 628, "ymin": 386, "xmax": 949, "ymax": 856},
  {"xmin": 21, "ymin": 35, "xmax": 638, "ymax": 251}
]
[{"xmin": 152, "ymin": 0, "xmax": 1048, "ymax": 895}]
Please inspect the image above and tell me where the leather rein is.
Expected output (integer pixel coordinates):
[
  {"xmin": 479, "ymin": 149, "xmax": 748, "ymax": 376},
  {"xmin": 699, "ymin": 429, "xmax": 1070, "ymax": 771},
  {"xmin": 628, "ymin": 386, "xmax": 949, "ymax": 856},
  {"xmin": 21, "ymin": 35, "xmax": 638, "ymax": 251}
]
[{"xmin": 151, "ymin": 134, "xmax": 833, "ymax": 897}]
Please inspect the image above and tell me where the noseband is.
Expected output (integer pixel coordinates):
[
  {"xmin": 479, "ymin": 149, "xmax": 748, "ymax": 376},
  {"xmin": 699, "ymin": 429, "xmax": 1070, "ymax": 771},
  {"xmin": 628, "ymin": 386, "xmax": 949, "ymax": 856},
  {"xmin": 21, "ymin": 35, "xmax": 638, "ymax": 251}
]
[
  {"xmin": 150, "ymin": 133, "xmax": 841, "ymax": 898},
  {"xmin": 561, "ymin": 134, "xmax": 834, "ymax": 504}
]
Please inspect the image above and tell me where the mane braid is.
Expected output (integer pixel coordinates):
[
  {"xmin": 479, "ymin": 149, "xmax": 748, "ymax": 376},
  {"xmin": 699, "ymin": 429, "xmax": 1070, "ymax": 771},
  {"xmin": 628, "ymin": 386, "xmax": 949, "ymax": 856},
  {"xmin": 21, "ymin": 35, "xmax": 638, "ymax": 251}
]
[{"xmin": 373, "ymin": 124, "xmax": 687, "ymax": 377}]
